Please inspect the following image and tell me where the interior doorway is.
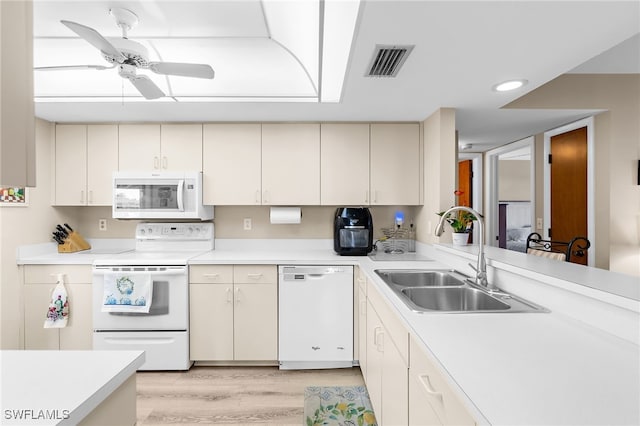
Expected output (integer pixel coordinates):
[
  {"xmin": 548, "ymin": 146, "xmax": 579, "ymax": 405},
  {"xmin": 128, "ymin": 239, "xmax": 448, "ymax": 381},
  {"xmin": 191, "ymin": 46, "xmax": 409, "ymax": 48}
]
[
  {"xmin": 485, "ymin": 137, "xmax": 535, "ymax": 251},
  {"xmin": 458, "ymin": 152, "xmax": 483, "ymax": 246},
  {"xmin": 544, "ymin": 118, "xmax": 595, "ymax": 266}
]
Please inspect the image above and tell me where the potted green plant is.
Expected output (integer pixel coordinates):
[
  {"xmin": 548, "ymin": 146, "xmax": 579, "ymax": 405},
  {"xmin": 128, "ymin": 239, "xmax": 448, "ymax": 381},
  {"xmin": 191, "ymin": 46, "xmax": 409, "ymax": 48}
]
[{"xmin": 437, "ymin": 190, "xmax": 477, "ymax": 245}]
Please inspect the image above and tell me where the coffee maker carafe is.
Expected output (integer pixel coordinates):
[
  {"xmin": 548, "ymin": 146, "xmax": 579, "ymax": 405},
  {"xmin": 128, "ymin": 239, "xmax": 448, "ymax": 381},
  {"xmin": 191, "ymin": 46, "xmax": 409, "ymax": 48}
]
[{"xmin": 334, "ymin": 207, "xmax": 373, "ymax": 256}]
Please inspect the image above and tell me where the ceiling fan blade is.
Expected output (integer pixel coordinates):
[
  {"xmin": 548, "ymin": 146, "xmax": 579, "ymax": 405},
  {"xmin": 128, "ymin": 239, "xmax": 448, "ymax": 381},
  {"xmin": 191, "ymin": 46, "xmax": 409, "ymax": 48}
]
[
  {"xmin": 148, "ymin": 62, "xmax": 215, "ymax": 79},
  {"xmin": 61, "ymin": 20, "xmax": 124, "ymax": 62},
  {"xmin": 35, "ymin": 64, "xmax": 115, "ymax": 71},
  {"xmin": 126, "ymin": 75, "xmax": 165, "ymax": 100}
]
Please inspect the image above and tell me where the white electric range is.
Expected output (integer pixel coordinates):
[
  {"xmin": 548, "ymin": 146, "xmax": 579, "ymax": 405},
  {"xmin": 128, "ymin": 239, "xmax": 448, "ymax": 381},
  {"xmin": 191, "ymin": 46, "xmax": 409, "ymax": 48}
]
[{"xmin": 92, "ymin": 222, "xmax": 213, "ymax": 370}]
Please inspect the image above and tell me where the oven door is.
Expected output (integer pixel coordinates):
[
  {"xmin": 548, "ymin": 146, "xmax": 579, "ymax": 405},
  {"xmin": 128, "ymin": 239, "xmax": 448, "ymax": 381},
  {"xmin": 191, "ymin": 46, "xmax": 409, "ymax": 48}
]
[{"xmin": 93, "ymin": 265, "xmax": 188, "ymax": 331}]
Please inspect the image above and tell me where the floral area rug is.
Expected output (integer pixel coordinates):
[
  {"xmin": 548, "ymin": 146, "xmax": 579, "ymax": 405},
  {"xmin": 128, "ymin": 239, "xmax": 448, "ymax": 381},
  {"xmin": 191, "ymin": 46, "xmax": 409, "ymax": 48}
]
[{"xmin": 304, "ymin": 386, "xmax": 378, "ymax": 426}]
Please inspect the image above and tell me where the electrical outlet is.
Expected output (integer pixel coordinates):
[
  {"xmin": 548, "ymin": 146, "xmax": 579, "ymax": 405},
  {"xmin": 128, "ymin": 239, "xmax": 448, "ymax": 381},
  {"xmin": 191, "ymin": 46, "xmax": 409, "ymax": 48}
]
[
  {"xmin": 536, "ymin": 218, "xmax": 543, "ymax": 230},
  {"xmin": 243, "ymin": 218, "xmax": 252, "ymax": 231},
  {"xmin": 98, "ymin": 219, "xmax": 107, "ymax": 231}
]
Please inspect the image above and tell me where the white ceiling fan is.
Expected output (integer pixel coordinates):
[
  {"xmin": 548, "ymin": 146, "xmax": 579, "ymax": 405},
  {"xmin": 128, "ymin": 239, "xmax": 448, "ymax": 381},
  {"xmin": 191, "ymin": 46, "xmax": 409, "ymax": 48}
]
[{"xmin": 36, "ymin": 8, "xmax": 214, "ymax": 100}]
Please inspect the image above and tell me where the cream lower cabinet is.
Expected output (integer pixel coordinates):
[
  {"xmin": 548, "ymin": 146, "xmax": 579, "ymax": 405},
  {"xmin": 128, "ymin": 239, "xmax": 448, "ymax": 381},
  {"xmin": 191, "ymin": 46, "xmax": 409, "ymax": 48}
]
[
  {"xmin": 356, "ymin": 267, "xmax": 368, "ymax": 376},
  {"xmin": 189, "ymin": 265, "xmax": 277, "ymax": 362},
  {"xmin": 409, "ymin": 334, "xmax": 477, "ymax": 425},
  {"xmin": 22, "ymin": 265, "xmax": 93, "ymax": 350},
  {"xmin": 364, "ymin": 279, "xmax": 409, "ymax": 426}
]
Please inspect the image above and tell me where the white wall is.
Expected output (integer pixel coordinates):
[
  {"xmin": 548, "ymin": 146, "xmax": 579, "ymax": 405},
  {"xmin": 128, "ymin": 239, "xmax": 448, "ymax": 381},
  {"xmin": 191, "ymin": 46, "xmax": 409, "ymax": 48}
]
[
  {"xmin": 498, "ymin": 160, "xmax": 531, "ymax": 201},
  {"xmin": 415, "ymin": 108, "xmax": 457, "ymax": 244}
]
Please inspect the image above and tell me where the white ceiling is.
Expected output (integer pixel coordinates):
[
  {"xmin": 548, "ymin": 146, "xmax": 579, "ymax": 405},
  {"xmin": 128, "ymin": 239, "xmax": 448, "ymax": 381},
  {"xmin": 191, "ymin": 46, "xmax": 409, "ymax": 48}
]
[{"xmin": 33, "ymin": 0, "xmax": 640, "ymax": 152}]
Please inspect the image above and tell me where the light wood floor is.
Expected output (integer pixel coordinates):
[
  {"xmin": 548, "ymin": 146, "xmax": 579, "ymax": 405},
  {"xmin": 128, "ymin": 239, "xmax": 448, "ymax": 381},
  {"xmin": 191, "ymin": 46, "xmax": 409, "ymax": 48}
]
[{"xmin": 136, "ymin": 366, "xmax": 365, "ymax": 425}]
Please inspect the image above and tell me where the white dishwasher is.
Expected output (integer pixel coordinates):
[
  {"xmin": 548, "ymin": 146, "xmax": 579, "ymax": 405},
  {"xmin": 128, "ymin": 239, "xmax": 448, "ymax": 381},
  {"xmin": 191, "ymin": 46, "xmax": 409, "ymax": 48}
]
[{"xmin": 278, "ymin": 265, "xmax": 354, "ymax": 370}]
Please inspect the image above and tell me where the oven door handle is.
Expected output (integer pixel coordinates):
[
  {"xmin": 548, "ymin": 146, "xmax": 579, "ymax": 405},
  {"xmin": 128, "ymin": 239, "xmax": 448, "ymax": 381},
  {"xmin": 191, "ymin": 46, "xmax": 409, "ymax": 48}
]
[
  {"xmin": 92, "ymin": 268, "xmax": 187, "ymax": 276},
  {"xmin": 177, "ymin": 179, "xmax": 185, "ymax": 212}
]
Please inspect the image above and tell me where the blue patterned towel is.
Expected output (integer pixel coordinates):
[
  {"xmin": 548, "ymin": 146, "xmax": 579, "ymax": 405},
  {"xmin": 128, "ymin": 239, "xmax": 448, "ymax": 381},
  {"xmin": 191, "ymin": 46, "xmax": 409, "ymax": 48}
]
[{"xmin": 102, "ymin": 272, "xmax": 153, "ymax": 313}]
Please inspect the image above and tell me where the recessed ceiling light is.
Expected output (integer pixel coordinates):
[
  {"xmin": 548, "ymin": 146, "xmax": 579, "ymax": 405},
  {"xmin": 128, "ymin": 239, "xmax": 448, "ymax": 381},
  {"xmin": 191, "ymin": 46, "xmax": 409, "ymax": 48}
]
[{"xmin": 493, "ymin": 79, "xmax": 528, "ymax": 92}]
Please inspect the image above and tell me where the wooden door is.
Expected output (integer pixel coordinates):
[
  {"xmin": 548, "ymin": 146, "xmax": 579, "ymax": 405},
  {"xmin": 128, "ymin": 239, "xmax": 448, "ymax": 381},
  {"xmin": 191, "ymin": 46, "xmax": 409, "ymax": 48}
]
[
  {"xmin": 550, "ymin": 127, "xmax": 588, "ymax": 265},
  {"xmin": 458, "ymin": 159, "xmax": 473, "ymax": 243},
  {"xmin": 457, "ymin": 160, "xmax": 473, "ymax": 207}
]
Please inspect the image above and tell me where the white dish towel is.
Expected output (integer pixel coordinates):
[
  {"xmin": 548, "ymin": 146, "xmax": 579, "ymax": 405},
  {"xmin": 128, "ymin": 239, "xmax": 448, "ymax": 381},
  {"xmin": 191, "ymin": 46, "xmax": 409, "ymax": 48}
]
[
  {"xmin": 44, "ymin": 273, "xmax": 69, "ymax": 328},
  {"xmin": 102, "ymin": 272, "xmax": 153, "ymax": 313}
]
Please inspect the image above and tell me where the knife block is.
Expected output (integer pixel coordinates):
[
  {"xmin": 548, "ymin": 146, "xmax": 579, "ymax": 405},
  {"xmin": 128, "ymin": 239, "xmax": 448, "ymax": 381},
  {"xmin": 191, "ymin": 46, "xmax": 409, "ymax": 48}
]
[{"xmin": 58, "ymin": 231, "xmax": 91, "ymax": 253}]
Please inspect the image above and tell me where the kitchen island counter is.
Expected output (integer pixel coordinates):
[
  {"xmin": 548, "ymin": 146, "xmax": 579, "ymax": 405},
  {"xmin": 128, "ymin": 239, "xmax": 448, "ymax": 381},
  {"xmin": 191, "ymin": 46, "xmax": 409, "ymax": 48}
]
[
  {"xmin": 15, "ymin": 239, "xmax": 639, "ymax": 425},
  {"xmin": 1, "ymin": 350, "xmax": 144, "ymax": 425}
]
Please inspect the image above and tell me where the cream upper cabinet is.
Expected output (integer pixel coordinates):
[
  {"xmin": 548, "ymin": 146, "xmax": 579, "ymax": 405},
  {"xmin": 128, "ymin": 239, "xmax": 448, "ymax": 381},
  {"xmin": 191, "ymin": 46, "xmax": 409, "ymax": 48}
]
[
  {"xmin": 203, "ymin": 123, "xmax": 262, "ymax": 205},
  {"xmin": 321, "ymin": 123, "xmax": 370, "ymax": 205},
  {"xmin": 118, "ymin": 124, "xmax": 160, "ymax": 171},
  {"xmin": 262, "ymin": 123, "xmax": 320, "ymax": 205},
  {"xmin": 118, "ymin": 124, "xmax": 202, "ymax": 171},
  {"xmin": 160, "ymin": 124, "xmax": 203, "ymax": 171},
  {"xmin": 55, "ymin": 125, "xmax": 87, "ymax": 205},
  {"xmin": 370, "ymin": 123, "xmax": 420, "ymax": 205},
  {"xmin": 0, "ymin": 0, "xmax": 35, "ymax": 188},
  {"xmin": 87, "ymin": 124, "xmax": 118, "ymax": 205},
  {"xmin": 54, "ymin": 124, "xmax": 117, "ymax": 206}
]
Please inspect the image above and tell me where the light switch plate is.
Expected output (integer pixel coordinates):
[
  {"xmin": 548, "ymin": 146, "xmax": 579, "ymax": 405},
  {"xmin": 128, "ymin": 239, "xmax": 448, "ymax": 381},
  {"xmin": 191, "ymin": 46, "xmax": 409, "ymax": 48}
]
[
  {"xmin": 536, "ymin": 218, "xmax": 543, "ymax": 230},
  {"xmin": 243, "ymin": 218, "xmax": 252, "ymax": 231}
]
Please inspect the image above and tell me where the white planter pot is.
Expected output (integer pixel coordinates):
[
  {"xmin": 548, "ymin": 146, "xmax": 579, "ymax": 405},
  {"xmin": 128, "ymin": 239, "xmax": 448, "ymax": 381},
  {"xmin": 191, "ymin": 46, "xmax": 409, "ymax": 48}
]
[{"xmin": 452, "ymin": 232, "xmax": 469, "ymax": 246}]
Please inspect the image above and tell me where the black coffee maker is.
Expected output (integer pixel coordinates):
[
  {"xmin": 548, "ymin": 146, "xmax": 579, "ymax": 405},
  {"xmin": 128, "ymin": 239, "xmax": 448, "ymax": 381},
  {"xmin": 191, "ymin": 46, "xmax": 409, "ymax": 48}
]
[{"xmin": 334, "ymin": 207, "xmax": 373, "ymax": 256}]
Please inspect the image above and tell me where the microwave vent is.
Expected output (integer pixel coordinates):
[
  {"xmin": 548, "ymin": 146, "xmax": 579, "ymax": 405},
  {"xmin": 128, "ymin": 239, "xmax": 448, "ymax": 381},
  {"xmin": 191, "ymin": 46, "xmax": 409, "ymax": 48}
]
[{"xmin": 366, "ymin": 44, "xmax": 414, "ymax": 77}]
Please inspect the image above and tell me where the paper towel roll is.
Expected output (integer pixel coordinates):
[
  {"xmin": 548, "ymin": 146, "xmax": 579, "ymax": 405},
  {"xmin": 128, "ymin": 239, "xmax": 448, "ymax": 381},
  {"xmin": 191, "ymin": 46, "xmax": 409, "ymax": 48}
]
[{"xmin": 270, "ymin": 207, "xmax": 301, "ymax": 224}]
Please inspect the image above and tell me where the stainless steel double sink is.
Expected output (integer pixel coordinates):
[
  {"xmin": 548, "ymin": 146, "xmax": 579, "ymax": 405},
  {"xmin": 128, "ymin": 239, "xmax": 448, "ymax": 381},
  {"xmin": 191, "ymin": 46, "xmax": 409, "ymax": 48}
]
[{"xmin": 374, "ymin": 269, "xmax": 548, "ymax": 313}]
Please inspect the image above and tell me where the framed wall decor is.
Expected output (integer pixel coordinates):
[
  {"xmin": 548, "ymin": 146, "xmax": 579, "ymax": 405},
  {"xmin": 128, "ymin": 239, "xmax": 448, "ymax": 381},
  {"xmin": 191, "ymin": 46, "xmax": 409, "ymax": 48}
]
[{"xmin": 0, "ymin": 187, "xmax": 28, "ymax": 206}]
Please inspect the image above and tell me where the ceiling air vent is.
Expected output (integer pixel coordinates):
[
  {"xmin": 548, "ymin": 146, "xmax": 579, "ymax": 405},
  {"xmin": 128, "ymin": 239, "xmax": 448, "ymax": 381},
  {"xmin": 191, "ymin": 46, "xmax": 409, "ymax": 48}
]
[{"xmin": 366, "ymin": 44, "xmax": 414, "ymax": 77}]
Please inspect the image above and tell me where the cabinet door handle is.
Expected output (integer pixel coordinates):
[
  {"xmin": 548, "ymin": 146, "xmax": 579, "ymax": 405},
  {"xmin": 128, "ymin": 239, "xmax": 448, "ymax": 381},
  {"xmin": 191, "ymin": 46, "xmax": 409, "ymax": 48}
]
[
  {"xmin": 235, "ymin": 287, "xmax": 240, "ymax": 303},
  {"xmin": 246, "ymin": 273, "xmax": 263, "ymax": 280},
  {"xmin": 373, "ymin": 326, "xmax": 384, "ymax": 352},
  {"xmin": 263, "ymin": 190, "xmax": 269, "ymax": 204},
  {"xmin": 153, "ymin": 156, "xmax": 160, "ymax": 169},
  {"xmin": 226, "ymin": 287, "xmax": 232, "ymax": 303},
  {"xmin": 162, "ymin": 156, "xmax": 168, "ymax": 169},
  {"xmin": 203, "ymin": 273, "xmax": 219, "ymax": 280},
  {"xmin": 80, "ymin": 190, "xmax": 85, "ymax": 204},
  {"xmin": 255, "ymin": 190, "xmax": 261, "ymax": 204},
  {"xmin": 88, "ymin": 190, "xmax": 93, "ymax": 204},
  {"xmin": 364, "ymin": 190, "xmax": 369, "ymax": 204},
  {"xmin": 418, "ymin": 374, "xmax": 444, "ymax": 403},
  {"xmin": 373, "ymin": 190, "xmax": 378, "ymax": 204}
]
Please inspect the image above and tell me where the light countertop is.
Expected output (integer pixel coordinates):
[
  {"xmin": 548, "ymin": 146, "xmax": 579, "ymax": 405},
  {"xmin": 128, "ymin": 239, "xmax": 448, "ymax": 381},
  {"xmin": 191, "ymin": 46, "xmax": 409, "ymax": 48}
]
[
  {"xmin": 15, "ymin": 238, "xmax": 640, "ymax": 425},
  {"xmin": 0, "ymin": 350, "xmax": 144, "ymax": 425}
]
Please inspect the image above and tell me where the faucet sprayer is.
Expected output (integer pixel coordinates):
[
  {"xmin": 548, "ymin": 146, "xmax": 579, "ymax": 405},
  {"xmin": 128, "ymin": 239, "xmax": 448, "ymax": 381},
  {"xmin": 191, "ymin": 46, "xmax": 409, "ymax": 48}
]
[{"xmin": 435, "ymin": 206, "xmax": 497, "ymax": 291}]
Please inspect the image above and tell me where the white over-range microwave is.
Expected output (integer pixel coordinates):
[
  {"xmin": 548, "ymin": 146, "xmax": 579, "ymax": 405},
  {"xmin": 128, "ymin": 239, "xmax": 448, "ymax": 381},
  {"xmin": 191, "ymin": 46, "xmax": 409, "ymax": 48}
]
[{"xmin": 112, "ymin": 171, "xmax": 214, "ymax": 220}]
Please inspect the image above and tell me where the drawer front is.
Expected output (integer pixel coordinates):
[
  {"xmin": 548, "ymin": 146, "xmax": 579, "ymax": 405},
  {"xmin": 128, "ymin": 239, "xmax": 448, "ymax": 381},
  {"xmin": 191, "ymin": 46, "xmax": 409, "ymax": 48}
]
[
  {"xmin": 409, "ymin": 334, "xmax": 476, "ymax": 426},
  {"xmin": 234, "ymin": 265, "xmax": 277, "ymax": 284},
  {"xmin": 23, "ymin": 265, "xmax": 91, "ymax": 284},
  {"xmin": 189, "ymin": 265, "xmax": 234, "ymax": 283}
]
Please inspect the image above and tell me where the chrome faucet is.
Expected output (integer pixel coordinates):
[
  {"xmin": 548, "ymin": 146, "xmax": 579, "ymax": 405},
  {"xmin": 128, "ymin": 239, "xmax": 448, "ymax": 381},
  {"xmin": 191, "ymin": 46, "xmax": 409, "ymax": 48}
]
[{"xmin": 435, "ymin": 206, "xmax": 497, "ymax": 291}]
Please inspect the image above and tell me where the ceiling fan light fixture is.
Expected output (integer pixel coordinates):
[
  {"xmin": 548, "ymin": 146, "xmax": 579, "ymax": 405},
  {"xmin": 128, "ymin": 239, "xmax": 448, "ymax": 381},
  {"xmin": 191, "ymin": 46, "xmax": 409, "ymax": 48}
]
[{"xmin": 493, "ymin": 79, "xmax": 528, "ymax": 92}]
